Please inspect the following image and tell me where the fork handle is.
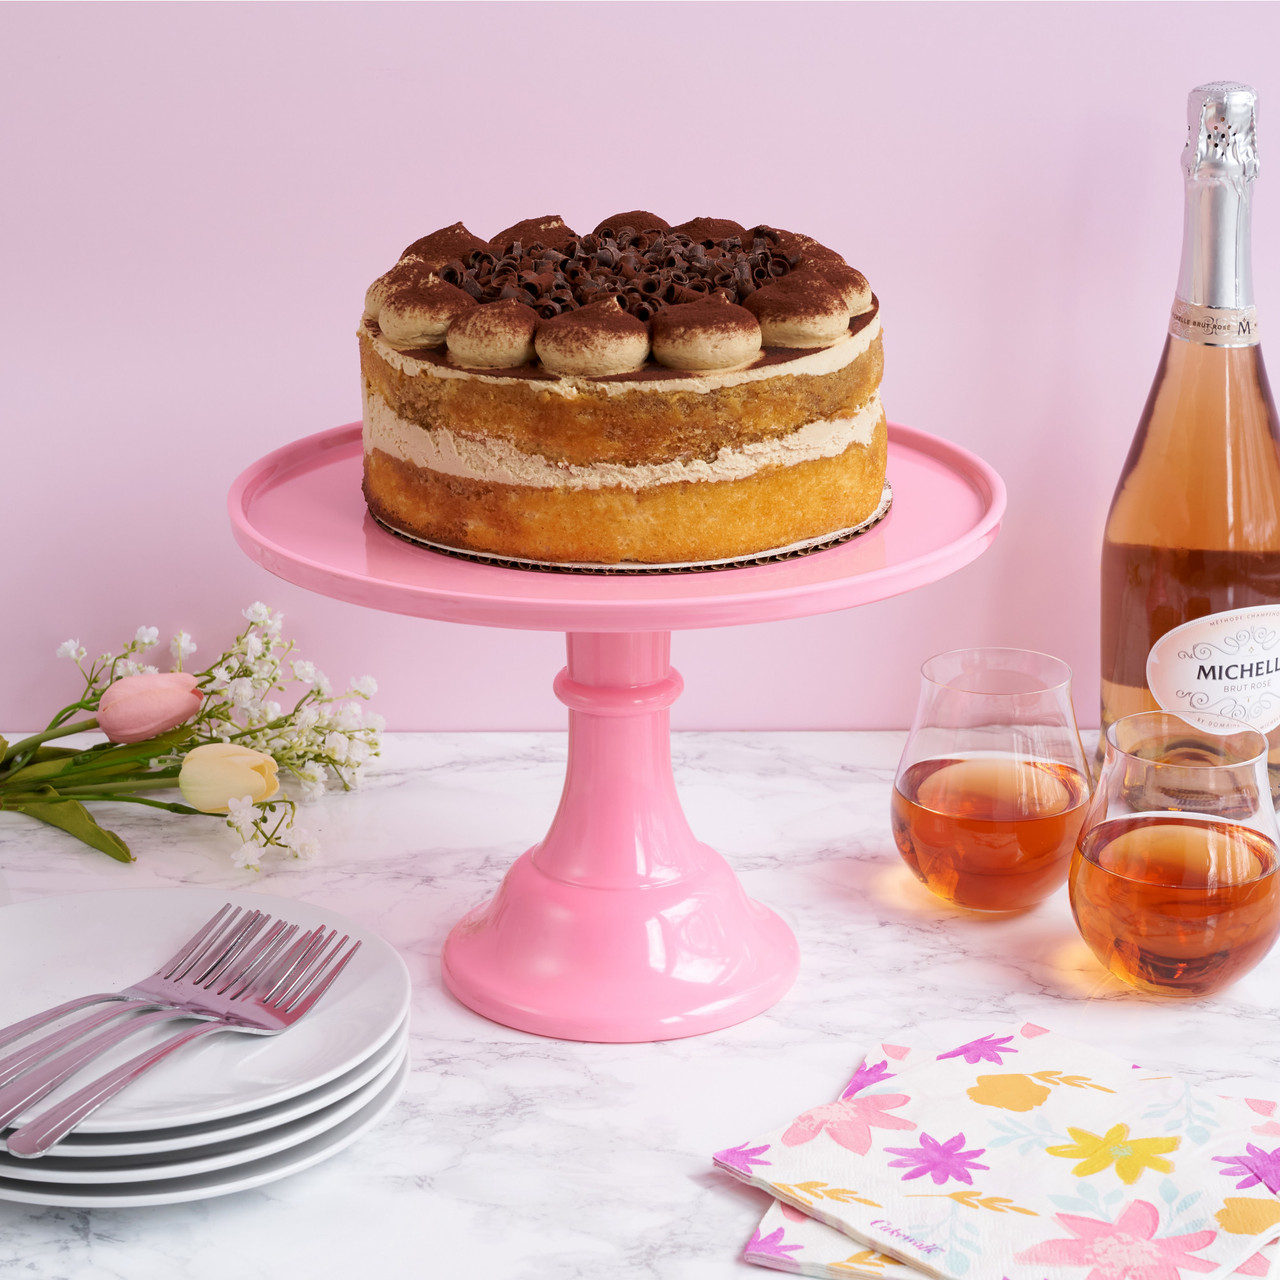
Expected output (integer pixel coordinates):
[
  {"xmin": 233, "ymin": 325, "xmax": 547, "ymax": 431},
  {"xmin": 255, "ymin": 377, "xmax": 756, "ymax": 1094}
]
[
  {"xmin": 0, "ymin": 1007, "xmax": 196, "ymax": 1129},
  {"xmin": 0, "ymin": 1000, "xmax": 155, "ymax": 1090},
  {"xmin": 0, "ymin": 994, "xmax": 123, "ymax": 1054},
  {"xmin": 5, "ymin": 1022, "xmax": 224, "ymax": 1158}
]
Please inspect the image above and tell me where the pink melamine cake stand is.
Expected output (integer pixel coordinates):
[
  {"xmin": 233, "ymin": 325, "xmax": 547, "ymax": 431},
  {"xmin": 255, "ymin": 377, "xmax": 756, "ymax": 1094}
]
[{"xmin": 228, "ymin": 422, "xmax": 1005, "ymax": 1043}]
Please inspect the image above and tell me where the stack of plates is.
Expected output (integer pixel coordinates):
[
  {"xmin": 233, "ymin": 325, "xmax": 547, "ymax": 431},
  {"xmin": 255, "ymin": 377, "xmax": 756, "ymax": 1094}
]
[{"xmin": 0, "ymin": 888, "xmax": 411, "ymax": 1207}]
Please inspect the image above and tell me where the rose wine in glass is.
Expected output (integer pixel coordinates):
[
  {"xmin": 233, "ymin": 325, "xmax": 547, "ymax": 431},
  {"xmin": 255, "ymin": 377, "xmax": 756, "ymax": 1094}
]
[
  {"xmin": 1071, "ymin": 712, "xmax": 1280, "ymax": 996},
  {"xmin": 893, "ymin": 649, "xmax": 1091, "ymax": 912},
  {"xmin": 894, "ymin": 755, "xmax": 1090, "ymax": 912},
  {"xmin": 1100, "ymin": 84, "xmax": 1280, "ymax": 789}
]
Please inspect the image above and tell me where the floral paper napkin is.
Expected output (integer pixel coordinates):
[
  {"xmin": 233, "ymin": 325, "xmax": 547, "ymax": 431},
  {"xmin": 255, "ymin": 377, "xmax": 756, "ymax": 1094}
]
[{"xmin": 715, "ymin": 1024, "xmax": 1280, "ymax": 1279}]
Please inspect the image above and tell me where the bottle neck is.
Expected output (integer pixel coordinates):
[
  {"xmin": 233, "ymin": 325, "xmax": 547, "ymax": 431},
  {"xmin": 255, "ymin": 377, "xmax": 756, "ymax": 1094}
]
[
  {"xmin": 1170, "ymin": 173, "xmax": 1260, "ymax": 347},
  {"xmin": 1176, "ymin": 174, "xmax": 1255, "ymax": 309}
]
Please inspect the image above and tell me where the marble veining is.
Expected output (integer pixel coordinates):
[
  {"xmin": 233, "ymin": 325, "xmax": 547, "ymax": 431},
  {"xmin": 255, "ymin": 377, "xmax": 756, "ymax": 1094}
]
[{"xmin": 1, "ymin": 730, "xmax": 1279, "ymax": 1279}]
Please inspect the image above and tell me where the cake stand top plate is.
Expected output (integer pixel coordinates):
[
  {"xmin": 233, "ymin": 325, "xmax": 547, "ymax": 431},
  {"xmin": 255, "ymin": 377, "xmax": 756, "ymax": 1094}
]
[{"xmin": 228, "ymin": 423, "xmax": 1005, "ymax": 632}]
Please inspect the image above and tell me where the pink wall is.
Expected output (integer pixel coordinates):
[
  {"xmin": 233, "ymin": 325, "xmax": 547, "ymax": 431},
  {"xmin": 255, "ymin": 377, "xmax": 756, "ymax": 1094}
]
[{"xmin": 2, "ymin": 3, "xmax": 1276, "ymax": 731}]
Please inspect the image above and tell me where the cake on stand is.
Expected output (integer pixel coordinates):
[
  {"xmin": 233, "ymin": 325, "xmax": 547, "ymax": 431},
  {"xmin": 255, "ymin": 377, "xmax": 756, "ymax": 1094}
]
[{"xmin": 229, "ymin": 423, "xmax": 1005, "ymax": 1043}]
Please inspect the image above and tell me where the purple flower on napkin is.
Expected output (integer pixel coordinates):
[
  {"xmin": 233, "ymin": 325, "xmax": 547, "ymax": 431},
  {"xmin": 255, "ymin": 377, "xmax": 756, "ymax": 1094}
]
[
  {"xmin": 885, "ymin": 1131, "xmax": 990, "ymax": 1185},
  {"xmin": 1214, "ymin": 1143, "xmax": 1280, "ymax": 1194},
  {"xmin": 745, "ymin": 1227, "xmax": 803, "ymax": 1261},
  {"xmin": 840, "ymin": 1059, "xmax": 894, "ymax": 1099},
  {"xmin": 937, "ymin": 1034, "xmax": 1018, "ymax": 1066},
  {"xmin": 714, "ymin": 1142, "xmax": 772, "ymax": 1175}
]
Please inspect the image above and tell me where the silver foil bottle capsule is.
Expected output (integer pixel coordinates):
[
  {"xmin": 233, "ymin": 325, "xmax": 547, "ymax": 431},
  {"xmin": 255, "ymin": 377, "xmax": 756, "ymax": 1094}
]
[{"xmin": 1178, "ymin": 82, "xmax": 1259, "ymax": 314}]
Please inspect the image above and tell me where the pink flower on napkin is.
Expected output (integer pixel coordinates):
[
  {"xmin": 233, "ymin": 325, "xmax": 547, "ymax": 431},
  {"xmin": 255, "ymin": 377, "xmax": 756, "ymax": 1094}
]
[
  {"xmin": 714, "ymin": 1142, "xmax": 771, "ymax": 1175},
  {"xmin": 782, "ymin": 1093, "xmax": 915, "ymax": 1153},
  {"xmin": 745, "ymin": 1227, "xmax": 803, "ymax": 1261},
  {"xmin": 884, "ymin": 1131, "xmax": 990, "ymax": 1185},
  {"xmin": 1015, "ymin": 1200, "xmax": 1217, "ymax": 1279},
  {"xmin": 937, "ymin": 1033, "xmax": 1018, "ymax": 1065}
]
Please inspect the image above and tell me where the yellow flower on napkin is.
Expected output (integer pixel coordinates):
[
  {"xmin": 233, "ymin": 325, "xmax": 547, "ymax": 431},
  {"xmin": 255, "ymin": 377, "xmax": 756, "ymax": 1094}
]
[
  {"xmin": 1046, "ymin": 1123, "xmax": 1179, "ymax": 1184},
  {"xmin": 968, "ymin": 1074, "xmax": 1053, "ymax": 1112}
]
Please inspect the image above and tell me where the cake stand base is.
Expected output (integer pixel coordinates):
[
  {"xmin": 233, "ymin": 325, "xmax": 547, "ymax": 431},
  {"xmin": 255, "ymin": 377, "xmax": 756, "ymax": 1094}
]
[{"xmin": 441, "ymin": 631, "xmax": 799, "ymax": 1042}]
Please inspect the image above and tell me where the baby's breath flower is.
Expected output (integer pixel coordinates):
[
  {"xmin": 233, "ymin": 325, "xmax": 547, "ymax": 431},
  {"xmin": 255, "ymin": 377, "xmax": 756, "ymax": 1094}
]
[
  {"xmin": 280, "ymin": 823, "xmax": 319, "ymax": 860},
  {"xmin": 333, "ymin": 702, "xmax": 364, "ymax": 733},
  {"xmin": 208, "ymin": 662, "xmax": 234, "ymax": 690},
  {"xmin": 227, "ymin": 678, "xmax": 256, "ymax": 708},
  {"xmin": 134, "ymin": 626, "xmax": 160, "ymax": 650},
  {"xmin": 243, "ymin": 602, "xmax": 272, "ymax": 624},
  {"xmin": 56, "ymin": 639, "xmax": 86, "ymax": 662},
  {"xmin": 170, "ymin": 631, "xmax": 197, "ymax": 663},
  {"xmin": 231, "ymin": 842, "xmax": 262, "ymax": 872},
  {"xmin": 351, "ymin": 675, "xmax": 378, "ymax": 698},
  {"xmin": 291, "ymin": 660, "xmax": 317, "ymax": 685},
  {"xmin": 225, "ymin": 795, "xmax": 258, "ymax": 837}
]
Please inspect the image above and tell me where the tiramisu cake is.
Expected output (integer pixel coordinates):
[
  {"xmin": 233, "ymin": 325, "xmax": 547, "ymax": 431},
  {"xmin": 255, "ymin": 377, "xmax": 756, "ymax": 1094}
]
[{"xmin": 359, "ymin": 212, "xmax": 885, "ymax": 566}]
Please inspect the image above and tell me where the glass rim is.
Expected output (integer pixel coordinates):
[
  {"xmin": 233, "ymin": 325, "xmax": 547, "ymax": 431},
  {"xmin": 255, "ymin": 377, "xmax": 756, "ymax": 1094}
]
[
  {"xmin": 919, "ymin": 646, "xmax": 1073, "ymax": 696},
  {"xmin": 1104, "ymin": 710, "xmax": 1269, "ymax": 769}
]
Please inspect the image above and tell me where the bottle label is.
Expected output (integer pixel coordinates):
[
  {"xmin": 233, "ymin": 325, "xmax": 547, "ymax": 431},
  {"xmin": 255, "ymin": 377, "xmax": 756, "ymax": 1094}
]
[
  {"xmin": 1169, "ymin": 300, "xmax": 1260, "ymax": 346},
  {"xmin": 1147, "ymin": 605, "xmax": 1280, "ymax": 734}
]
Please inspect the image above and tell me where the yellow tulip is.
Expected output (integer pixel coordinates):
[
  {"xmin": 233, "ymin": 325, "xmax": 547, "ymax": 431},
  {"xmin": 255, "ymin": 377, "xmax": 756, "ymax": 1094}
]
[{"xmin": 179, "ymin": 743, "xmax": 279, "ymax": 813}]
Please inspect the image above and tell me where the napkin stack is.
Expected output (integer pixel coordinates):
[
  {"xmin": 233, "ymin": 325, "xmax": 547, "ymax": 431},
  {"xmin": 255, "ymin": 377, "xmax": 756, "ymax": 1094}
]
[{"xmin": 715, "ymin": 1024, "xmax": 1280, "ymax": 1279}]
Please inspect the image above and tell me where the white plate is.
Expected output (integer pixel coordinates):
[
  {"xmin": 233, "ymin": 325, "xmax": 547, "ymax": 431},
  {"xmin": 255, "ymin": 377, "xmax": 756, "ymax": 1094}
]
[
  {"xmin": 0, "ymin": 888, "xmax": 410, "ymax": 1131},
  {"xmin": 0, "ymin": 1054, "xmax": 408, "ymax": 1207},
  {"xmin": 0, "ymin": 1046, "xmax": 407, "ymax": 1183},
  {"xmin": 11, "ymin": 1018, "xmax": 409, "ymax": 1158}
]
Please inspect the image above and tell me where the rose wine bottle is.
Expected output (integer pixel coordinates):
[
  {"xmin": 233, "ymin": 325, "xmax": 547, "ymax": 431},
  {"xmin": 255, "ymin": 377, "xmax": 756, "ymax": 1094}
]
[{"xmin": 1101, "ymin": 82, "xmax": 1280, "ymax": 784}]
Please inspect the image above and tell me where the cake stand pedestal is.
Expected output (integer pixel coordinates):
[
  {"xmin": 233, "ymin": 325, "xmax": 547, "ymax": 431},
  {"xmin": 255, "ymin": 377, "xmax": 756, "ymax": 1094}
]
[{"xmin": 229, "ymin": 423, "xmax": 1005, "ymax": 1042}]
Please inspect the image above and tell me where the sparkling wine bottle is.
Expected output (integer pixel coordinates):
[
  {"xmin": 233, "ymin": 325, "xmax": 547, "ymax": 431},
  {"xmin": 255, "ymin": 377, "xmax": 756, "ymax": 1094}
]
[{"xmin": 1100, "ymin": 82, "xmax": 1280, "ymax": 785}]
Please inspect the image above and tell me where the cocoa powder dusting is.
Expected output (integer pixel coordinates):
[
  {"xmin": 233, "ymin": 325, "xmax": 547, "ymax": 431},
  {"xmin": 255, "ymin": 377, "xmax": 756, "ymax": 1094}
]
[{"xmin": 400, "ymin": 222, "xmax": 489, "ymax": 267}]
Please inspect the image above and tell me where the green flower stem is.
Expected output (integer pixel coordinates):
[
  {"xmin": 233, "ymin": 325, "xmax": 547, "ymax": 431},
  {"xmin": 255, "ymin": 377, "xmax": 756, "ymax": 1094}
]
[
  {"xmin": 1, "ymin": 718, "xmax": 100, "ymax": 765},
  {"xmin": 69, "ymin": 794, "xmax": 201, "ymax": 814},
  {"xmin": 0, "ymin": 761, "xmax": 179, "ymax": 793},
  {"xmin": 48, "ymin": 700, "xmax": 98, "ymax": 731},
  {"xmin": 54, "ymin": 778, "xmax": 183, "ymax": 796}
]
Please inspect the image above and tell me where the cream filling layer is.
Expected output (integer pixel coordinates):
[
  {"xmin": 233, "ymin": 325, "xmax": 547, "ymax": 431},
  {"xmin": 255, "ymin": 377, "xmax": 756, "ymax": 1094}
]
[
  {"xmin": 364, "ymin": 387, "xmax": 883, "ymax": 492},
  {"xmin": 364, "ymin": 313, "xmax": 880, "ymax": 399}
]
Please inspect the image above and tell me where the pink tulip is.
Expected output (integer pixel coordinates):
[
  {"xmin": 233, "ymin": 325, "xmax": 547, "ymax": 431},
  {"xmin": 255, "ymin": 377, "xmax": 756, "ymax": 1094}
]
[{"xmin": 97, "ymin": 673, "xmax": 203, "ymax": 743}]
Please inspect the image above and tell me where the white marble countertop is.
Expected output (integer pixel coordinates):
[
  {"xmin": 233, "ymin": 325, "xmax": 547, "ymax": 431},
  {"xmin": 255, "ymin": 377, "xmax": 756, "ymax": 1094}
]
[{"xmin": 0, "ymin": 730, "xmax": 1277, "ymax": 1280}]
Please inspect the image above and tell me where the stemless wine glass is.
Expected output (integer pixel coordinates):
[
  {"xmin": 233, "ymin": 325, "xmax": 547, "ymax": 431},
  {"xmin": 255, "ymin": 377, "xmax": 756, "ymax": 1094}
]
[
  {"xmin": 892, "ymin": 648, "xmax": 1092, "ymax": 912},
  {"xmin": 1071, "ymin": 711, "xmax": 1280, "ymax": 997}
]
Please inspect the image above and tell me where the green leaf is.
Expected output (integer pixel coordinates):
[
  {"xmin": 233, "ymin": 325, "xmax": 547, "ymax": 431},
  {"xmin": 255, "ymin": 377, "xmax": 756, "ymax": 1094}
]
[
  {"xmin": 87, "ymin": 725, "xmax": 196, "ymax": 766},
  {"xmin": 4, "ymin": 726, "xmax": 197, "ymax": 790},
  {"xmin": 0, "ymin": 736, "xmax": 6, "ymax": 756},
  {"xmin": 0, "ymin": 758, "xmax": 79, "ymax": 787},
  {"xmin": 0, "ymin": 788, "xmax": 134, "ymax": 863}
]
